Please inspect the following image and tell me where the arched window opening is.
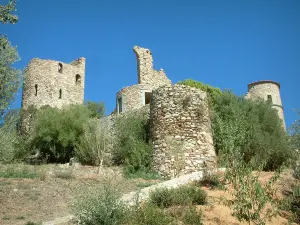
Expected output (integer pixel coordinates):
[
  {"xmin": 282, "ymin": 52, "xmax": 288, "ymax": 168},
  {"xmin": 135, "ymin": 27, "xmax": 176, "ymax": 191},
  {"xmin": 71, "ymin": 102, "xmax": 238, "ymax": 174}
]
[
  {"xmin": 59, "ymin": 89, "xmax": 62, "ymax": 99},
  {"xmin": 34, "ymin": 84, "xmax": 38, "ymax": 96},
  {"xmin": 58, "ymin": 63, "xmax": 63, "ymax": 73},
  {"xmin": 75, "ymin": 74, "xmax": 81, "ymax": 84},
  {"xmin": 267, "ymin": 95, "xmax": 272, "ymax": 103}
]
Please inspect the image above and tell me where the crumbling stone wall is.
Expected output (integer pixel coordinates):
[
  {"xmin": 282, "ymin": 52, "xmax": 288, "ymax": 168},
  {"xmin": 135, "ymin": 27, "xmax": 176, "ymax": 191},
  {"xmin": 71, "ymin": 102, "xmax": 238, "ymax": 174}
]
[
  {"xmin": 150, "ymin": 84, "xmax": 216, "ymax": 178},
  {"xmin": 133, "ymin": 46, "xmax": 171, "ymax": 88},
  {"xmin": 21, "ymin": 57, "xmax": 85, "ymax": 110},
  {"xmin": 115, "ymin": 46, "xmax": 172, "ymax": 114},
  {"xmin": 116, "ymin": 84, "xmax": 153, "ymax": 113},
  {"xmin": 245, "ymin": 80, "xmax": 286, "ymax": 129}
]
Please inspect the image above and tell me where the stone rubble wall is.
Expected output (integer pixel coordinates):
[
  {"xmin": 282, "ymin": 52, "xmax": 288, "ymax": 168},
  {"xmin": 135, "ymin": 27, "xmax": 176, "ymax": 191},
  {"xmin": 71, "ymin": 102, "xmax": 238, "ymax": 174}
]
[
  {"xmin": 150, "ymin": 84, "xmax": 216, "ymax": 178},
  {"xmin": 116, "ymin": 84, "xmax": 153, "ymax": 113},
  {"xmin": 21, "ymin": 58, "xmax": 85, "ymax": 110},
  {"xmin": 245, "ymin": 81, "xmax": 286, "ymax": 129},
  {"xmin": 133, "ymin": 46, "xmax": 171, "ymax": 88}
]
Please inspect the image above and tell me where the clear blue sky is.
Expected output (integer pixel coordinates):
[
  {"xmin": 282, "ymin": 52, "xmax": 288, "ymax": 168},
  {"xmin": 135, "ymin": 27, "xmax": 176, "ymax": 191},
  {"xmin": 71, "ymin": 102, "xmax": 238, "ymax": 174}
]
[{"xmin": 1, "ymin": 0, "xmax": 299, "ymax": 128}]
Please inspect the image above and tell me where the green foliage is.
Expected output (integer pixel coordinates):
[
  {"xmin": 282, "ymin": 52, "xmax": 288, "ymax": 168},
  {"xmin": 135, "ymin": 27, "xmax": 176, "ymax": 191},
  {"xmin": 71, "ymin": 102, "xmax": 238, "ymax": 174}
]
[
  {"xmin": 127, "ymin": 203, "xmax": 174, "ymax": 225},
  {"xmin": 222, "ymin": 152, "xmax": 281, "ymax": 225},
  {"xmin": 283, "ymin": 185, "xmax": 300, "ymax": 223},
  {"xmin": 0, "ymin": 36, "xmax": 22, "ymax": 117},
  {"xmin": 113, "ymin": 110, "xmax": 153, "ymax": 172},
  {"xmin": 75, "ymin": 118, "xmax": 111, "ymax": 166},
  {"xmin": 197, "ymin": 173, "xmax": 224, "ymax": 190},
  {"xmin": 0, "ymin": 164, "xmax": 39, "ymax": 178},
  {"xmin": 27, "ymin": 105, "xmax": 90, "ymax": 163},
  {"xmin": 149, "ymin": 185, "xmax": 207, "ymax": 208},
  {"xmin": 85, "ymin": 101, "xmax": 105, "ymax": 119},
  {"xmin": 290, "ymin": 110, "xmax": 300, "ymax": 150},
  {"xmin": 213, "ymin": 91, "xmax": 293, "ymax": 170},
  {"xmin": 0, "ymin": 111, "xmax": 19, "ymax": 163},
  {"xmin": 177, "ymin": 79, "xmax": 222, "ymax": 104},
  {"xmin": 0, "ymin": 0, "xmax": 18, "ymax": 24},
  {"xmin": 181, "ymin": 206, "xmax": 203, "ymax": 225},
  {"xmin": 74, "ymin": 183, "xmax": 126, "ymax": 225}
]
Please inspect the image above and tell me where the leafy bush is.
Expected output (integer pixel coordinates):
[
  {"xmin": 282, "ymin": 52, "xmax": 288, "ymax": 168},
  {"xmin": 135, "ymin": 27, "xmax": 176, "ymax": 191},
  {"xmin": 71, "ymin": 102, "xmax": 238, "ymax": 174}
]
[
  {"xmin": 85, "ymin": 101, "xmax": 105, "ymax": 119},
  {"xmin": 177, "ymin": 79, "xmax": 222, "ymax": 105},
  {"xmin": 127, "ymin": 203, "xmax": 174, "ymax": 225},
  {"xmin": 281, "ymin": 185, "xmax": 300, "ymax": 223},
  {"xmin": 0, "ymin": 36, "xmax": 22, "ymax": 117},
  {"xmin": 0, "ymin": 111, "xmax": 20, "ymax": 163},
  {"xmin": 213, "ymin": 91, "xmax": 293, "ymax": 170},
  {"xmin": 290, "ymin": 110, "xmax": 300, "ymax": 150},
  {"xmin": 74, "ymin": 183, "xmax": 126, "ymax": 225},
  {"xmin": 222, "ymin": 152, "xmax": 281, "ymax": 225},
  {"xmin": 149, "ymin": 185, "xmax": 207, "ymax": 208},
  {"xmin": 182, "ymin": 206, "xmax": 203, "ymax": 225},
  {"xmin": 113, "ymin": 110, "xmax": 153, "ymax": 172},
  {"xmin": 75, "ymin": 118, "xmax": 111, "ymax": 166},
  {"xmin": 197, "ymin": 173, "xmax": 224, "ymax": 190},
  {"xmin": 26, "ymin": 104, "xmax": 91, "ymax": 163}
]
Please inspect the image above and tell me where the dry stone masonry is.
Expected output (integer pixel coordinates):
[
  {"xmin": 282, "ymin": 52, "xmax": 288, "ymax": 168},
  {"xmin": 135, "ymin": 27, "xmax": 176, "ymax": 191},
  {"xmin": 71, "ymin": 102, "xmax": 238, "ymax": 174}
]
[
  {"xmin": 133, "ymin": 46, "xmax": 171, "ymax": 88},
  {"xmin": 115, "ymin": 46, "xmax": 171, "ymax": 114},
  {"xmin": 20, "ymin": 45, "xmax": 286, "ymax": 178},
  {"xmin": 21, "ymin": 57, "xmax": 85, "ymax": 110},
  {"xmin": 245, "ymin": 80, "xmax": 286, "ymax": 129},
  {"xmin": 150, "ymin": 84, "xmax": 216, "ymax": 178}
]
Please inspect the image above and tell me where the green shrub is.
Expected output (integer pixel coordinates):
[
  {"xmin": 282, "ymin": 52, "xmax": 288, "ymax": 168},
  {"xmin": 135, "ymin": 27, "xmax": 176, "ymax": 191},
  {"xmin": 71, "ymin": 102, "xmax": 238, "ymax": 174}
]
[
  {"xmin": 27, "ymin": 104, "xmax": 91, "ymax": 163},
  {"xmin": 74, "ymin": 183, "xmax": 126, "ymax": 225},
  {"xmin": 113, "ymin": 110, "xmax": 153, "ymax": 172},
  {"xmin": 197, "ymin": 173, "xmax": 224, "ymax": 189},
  {"xmin": 149, "ymin": 185, "xmax": 207, "ymax": 208},
  {"xmin": 182, "ymin": 206, "xmax": 203, "ymax": 225},
  {"xmin": 290, "ymin": 111, "xmax": 300, "ymax": 150},
  {"xmin": 177, "ymin": 79, "xmax": 222, "ymax": 105},
  {"xmin": 213, "ymin": 91, "xmax": 293, "ymax": 170},
  {"xmin": 0, "ymin": 164, "xmax": 39, "ymax": 178},
  {"xmin": 0, "ymin": 111, "xmax": 19, "ymax": 163},
  {"xmin": 75, "ymin": 118, "xmax": 111, "ymax": 166},
  {"xmin": 85, "ymin": 101, "xmax": 106, "ymax": 119},
  {"xmin": 127, "ymin": 203, "xmax": 174, "ymax": 225},
  {"xmin": 281, "ymin": 185, "xmax": 300, "ymax": 223},
  {"xmin": 222, "ymin": 152, "xmax": 281, "ymax": 225}
]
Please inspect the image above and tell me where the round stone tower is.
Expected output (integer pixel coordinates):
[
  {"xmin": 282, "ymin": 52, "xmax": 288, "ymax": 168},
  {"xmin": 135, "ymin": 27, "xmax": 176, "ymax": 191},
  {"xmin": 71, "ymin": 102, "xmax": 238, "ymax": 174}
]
[
  {"xmin": 21, "ymin": 57, "xmax": 85, "ymax": 110},
  {"xmin": 20, "ymin": 57, "xmax": 85, "ymax": 133},
  {"xmin": 150, "ymin": 84, "xmax": 216, "ymax": 178},
  {"xmin": 245, "ymin": 80, "xmax": 286, "ymax": 129}
]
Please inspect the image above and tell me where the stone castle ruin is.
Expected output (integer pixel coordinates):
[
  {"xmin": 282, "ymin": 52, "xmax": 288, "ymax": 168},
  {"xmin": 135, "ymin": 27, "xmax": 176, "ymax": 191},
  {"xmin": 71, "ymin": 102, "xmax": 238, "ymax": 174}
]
[
  {"xmin": 115, "ymin": 46, "xmax": 171, "ymax": 114},
  {"xmin": 20, "ymin": 46, "xmax": 286, "ymax": 178},
  {"xmin": 21, "ymin": 57, "xmax": 85, "ymax": 110},
  {"xmin": 245, "ymin": 80, "xmax": 286, "ymax": 130}
]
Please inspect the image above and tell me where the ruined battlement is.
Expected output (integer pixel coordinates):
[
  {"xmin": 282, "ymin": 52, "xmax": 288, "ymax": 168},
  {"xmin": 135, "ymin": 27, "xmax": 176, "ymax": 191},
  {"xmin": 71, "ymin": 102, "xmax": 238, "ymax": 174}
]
[{"xmin": 21, "ymin": 58, "xmax": 85, "ymax": 110}]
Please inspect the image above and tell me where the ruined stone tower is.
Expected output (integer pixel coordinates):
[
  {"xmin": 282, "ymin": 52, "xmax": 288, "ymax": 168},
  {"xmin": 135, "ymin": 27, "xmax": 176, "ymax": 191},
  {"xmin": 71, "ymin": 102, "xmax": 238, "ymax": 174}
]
[
  {"xmin": 245, "ymin": 80, "xmax": 286, "ymax": 129},
  {"xmin": 150, "ymin": 85, "xmax": 216, "ymax": 178},
  {"xmin": 115, "ymin": 46, "xmax": 171, "ymax": 114},
  {"xmin": 21, "ymin": 57, "xmax": 85, "ymax": 110}
]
